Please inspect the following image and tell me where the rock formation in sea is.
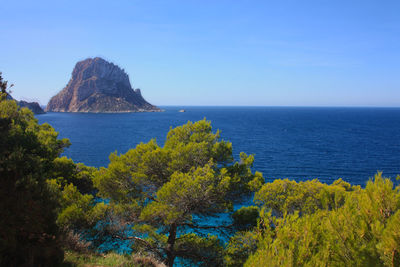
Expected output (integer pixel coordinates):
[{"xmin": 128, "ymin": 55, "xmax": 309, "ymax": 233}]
[
  {"xmin": 6, "ymin": 94, "xmax": 45, "ymax": 114},
  {"xmin": 18, "ymin": 100, "xmax": 45, "ymax": 114},
  {"xmin": 46, "ymin": 57, "xmax": 160, "ymax": 113}
]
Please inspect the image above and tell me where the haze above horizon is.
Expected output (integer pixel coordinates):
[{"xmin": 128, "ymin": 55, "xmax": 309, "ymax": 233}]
[{"xmin": 1, "ymin": 0, "xmax": 399, "ymax": 107}]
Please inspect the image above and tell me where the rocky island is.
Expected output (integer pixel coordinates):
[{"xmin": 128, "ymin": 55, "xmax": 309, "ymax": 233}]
[
  {"xmin": 6, "ymin": 94, "xmax": 45, "ymax": 114},
  {"xmin": 18, "ymin": 100, "xmax": 46, "ymax": 114},
  {"xmin": 46, "ymin": 57, "xmax": 160, "ymax": 113}
]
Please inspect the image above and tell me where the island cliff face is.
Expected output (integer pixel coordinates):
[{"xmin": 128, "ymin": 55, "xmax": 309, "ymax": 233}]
[{"xmin": 46, "ymin": 57, "xmax": 160, "ymax": 113}]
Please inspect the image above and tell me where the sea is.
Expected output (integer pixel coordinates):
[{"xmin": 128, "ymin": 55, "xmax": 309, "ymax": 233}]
[{"xmin": 37, "ymin": 106, "xmax": 400, "ymax": 186}]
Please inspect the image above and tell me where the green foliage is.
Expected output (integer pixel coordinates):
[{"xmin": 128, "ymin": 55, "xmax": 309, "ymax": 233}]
[
  {"xmin": 0, "ymin": 72, "xmax": 13, "ymax": 96},
  {"xmin": 50, "ymin": 156, "xmax": 96, "ymax": 194},
  {"xmin": 254, "ymin": 178, "xmax": 354, "ymax": 217},
  {"xmin": 245, "ymin": 173, "xmax": 400, "ymax": 267},
  {"xmin": 47, "ymin": 156, "xmax": 108, "ymax": 241},
  {"xmin": 63, "ymin": 251, "xmax": 132, "ymax": 267},
  {"xmin": 232, "ymin": 206, "xmax": 259, "ymax": 231},
  {"xmin": 225, "ymin": 231, "xmax": 259, "ymax": 267},
  {"xmin": 377, "ymin": 210, "xmax": 400, "ymax": 266},
  {"xmin": 56, "ymin": 183, "xmax": 107, "ymax": 230},
  {"xmin": 93, "ymin": 119, "xmax": 263, "ymax": 266},
  {"xmin": 0, "ymin": 92, "xmax": 69, "ymax": 266},
  {"xmin": 63, "ymin": 250, "xmax": 166, "ymax": 267},
  {"xmin": 174, "ymin": 233, "xmax": 224, "ymax": 266}
]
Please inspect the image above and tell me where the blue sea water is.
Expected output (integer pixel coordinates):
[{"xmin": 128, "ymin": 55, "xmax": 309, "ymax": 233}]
[{"xmin": 38, "ymin": 106, "xmax": 400, "ymax": 186}]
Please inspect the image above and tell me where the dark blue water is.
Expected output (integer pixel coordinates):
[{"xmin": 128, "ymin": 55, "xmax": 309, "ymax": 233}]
[{"xmin": 37, "ymin": 106, "xmax": 400, "ymax": 185}]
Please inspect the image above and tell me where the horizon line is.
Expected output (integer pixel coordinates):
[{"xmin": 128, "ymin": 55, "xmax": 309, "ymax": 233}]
[{"xmin": 157, "ymin": 105, "xmax": 400, "ymax": 108}]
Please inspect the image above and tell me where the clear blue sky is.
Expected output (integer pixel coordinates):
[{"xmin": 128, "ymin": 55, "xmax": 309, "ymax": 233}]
[{"xmin": 1, "ymin": 0, "xmax": 399, "ymax": 106}]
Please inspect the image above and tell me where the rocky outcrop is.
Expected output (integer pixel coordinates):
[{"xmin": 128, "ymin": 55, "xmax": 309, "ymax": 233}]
[
  {"xmin": 18, "ymin": 100, "xmax": 45, "ymax": 114},
  {"xmin": 6, "ymin": 94, "xmax": 45, "ymax": 114},
  {"xmin": 46, "ymin": 57, "xmax": 160, "ymax": 113}
]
